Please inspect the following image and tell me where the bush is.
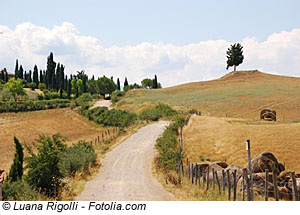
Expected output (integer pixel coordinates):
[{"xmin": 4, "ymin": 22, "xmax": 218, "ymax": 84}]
[
  {"xmin": 59, "ymin": 141, "xmax": 97, "ymax": 176},
  {"xmin": 84, "ymin": 106, "xmax": 108, "ymax": 120},
  {"xmin": 140, "ymin": 104, "xmax": 177, "ymax": 121},
  {"xmin": 27, "ymin": 82, "xmax": 36, "ymax": 90},
  {"xmin": 111, "ymin": 90, "xmax": 125, "ymax": 103},
  {"xmin": 155, "ymin": 117, "xmax": 183, "ymax": 170},
  {"xmin": 76, "ymin": 93, "xmax": 93, "ymax": 106},
  {"xmin": 96, "ymin": 109, "xmax": 137, "ymax": 127},
  {"xmin": 38, "ymin": 83, "xmax": 46, "ymax": 91},
  {"xmin": 2, "ymin": 181, "xmax": 39, "ymax": 201},
  {"xmin": 24, "ymin": 134, "xmax": 66, "ymax": 197}
]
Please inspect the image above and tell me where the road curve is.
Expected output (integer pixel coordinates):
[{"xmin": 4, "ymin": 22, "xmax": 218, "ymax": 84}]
[{"xmin": 75, "ymin": 121, "xmax": 175, "ymax": 201}]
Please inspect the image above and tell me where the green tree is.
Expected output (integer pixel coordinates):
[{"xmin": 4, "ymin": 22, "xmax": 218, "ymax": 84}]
[
  {"xmin": 71, "ymin": 78, "xmax": 77, "ymax": 94},
  {"xmin": 4, "ymin": 78, "xmax": 25, "ymax": 102},
  {"xmin": 19, "ymin": 66, "xmax": 24, "ymax": 80},
  {"xmin": 33, "ymin": 65, "xmax": 39, "ymax": 89},
  {"xmin": 153, "ymin": 75, "xmax": 158, "ymax": 89},
  {"xmin": 24, "ymin": 134, "xmax": 66, "ymax": 197},
  {"xmin": 97, "ymin": 76, "xmax": 117, "ymax": 97},
  {"xmin": 67, "ymin": 79, "xmax": 72, "ymax": 98},
  {"xmin": 46, "ymin": 52, "xmax": 56, "ymax": 89},
  {"xmin": 1, "ymin": 69, "xmax": 4, "ymax": 81},
  {"xmin": 117, "ymin": 78, "xmax": 121, "ymax": 91},
  {"xmin": 14, "ymin": 59, "xmax": 19, "ymax": 79},
  {"xmin": 124, "ymin": 77, "xmax": 128, "ymax": 87},
  {"xmin": 226, "ymin": 43, "xmax": 244, "ymax": 71},
  {"xmin": 77, "ymin": 79, "xmax": 83, "ymax": 96},
  {"xmin": 5, "ymin": 70, "xmax": 9, "ymax": 83},
  {"xmin": 8, "ymin": 137, "xmax": 24, "ymax": 182},
  {"xmin": 141, "ymin": 78, "xmax": 153, "ymax": 89}
]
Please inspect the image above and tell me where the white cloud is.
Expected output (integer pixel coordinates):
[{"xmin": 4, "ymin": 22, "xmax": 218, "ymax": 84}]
[{"xmin": 0, "ymin": 22, "xmax": 300, "ymax": 87}]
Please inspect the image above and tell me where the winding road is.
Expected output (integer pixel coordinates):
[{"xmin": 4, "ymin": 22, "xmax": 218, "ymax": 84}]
[{"xmin": 75, "ymin": 121, "xmax": 175, "ymax": 201}]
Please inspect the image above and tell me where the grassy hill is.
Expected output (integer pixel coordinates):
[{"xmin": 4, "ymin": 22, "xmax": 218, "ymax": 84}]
[{"xmin": 116, "ymin": 70, "xmax": 300, "ymax": 121}]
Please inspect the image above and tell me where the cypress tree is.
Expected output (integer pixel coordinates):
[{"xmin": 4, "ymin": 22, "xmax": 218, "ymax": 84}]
[
  {"xmin": 1, "ymin": 69, "xmax": 4, "ymax": 81},
  {"xmin": 52, "ymin": 71, "xmax": 56, "ymax": 90},
  {"xmin": 24, "ymin": 71, "xmax": 27, "ymax": 82},
  {"xmin": 40, "ymin": 70, "xmax": 43, "ymax": 83},
  {"xmin": 92, "ymin": 75, "xmax": 95, "ymax": 81},
  {"xmin": 124, "ymin": 77, "xmax": 128, "ymax": 87},
  {"xmin": 153, "ymin": 75, "xmax": 158, "ymax": 89},
  {"xmin": 14, "ymin": 59, "xmax": 19, "ymax": 79},
  {"xmin": 117, "ymin": 78, "xmax": 120, "ymax": 90},
  {"xmin": 8, "ymin": 137, "xmax": 24, "ymax": 182},
  {"xmin": 67, "ymin": 79, "xmax": 71, "ymax": 98},
  {"xmin": 19, "ymin": 65, "xmax": 24, "ymax": 80},
  {"xmin": 82, "ymin": 75, "xmax": 87, "ymax": 93},
  {"xmin": 5, "ymin": 70, "xmax": 8, "ymax": 82},
  {"xmin": 33, "ymin": 65, "xmax": 39, "ymax": 88},
  {"xmin": 29, "ymin": 70, "xmax": 32, "ymax": 83},
  {"xmin": 47, "ymin": 52, "xmax": 56, "ymax": 89}
]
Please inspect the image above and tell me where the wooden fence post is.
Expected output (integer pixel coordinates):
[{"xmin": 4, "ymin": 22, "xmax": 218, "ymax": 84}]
[
  {"xmin": 195, "ymin": 164, "xmax": 198, "ymax": 185},
  {"xmin": 188, "ymin": 160, "xmax": 191, "ymax": 180},
  {"xmin": 215, "ymin": 171, "xmax": 221, "ymax": 195},
  {"xmin": 206, "ymin": 166, "xmax": 210, "ymax": 190},
  {"xmin": 212, "ymin": 168, "xmax": 215, "ymax": 190},
  {"xmin": 198, "ymin": 170, "xmax": 201, "ymax": 187},
  {"xmin": 181, "ymin": 160, "xmax": 184, "ymax": 177},
  {"xmin": 242, "ymin": 173, "xmax": 245, "ymax": 201},
  {"xmin": 265, "ymin": 169, "xmax": 269, "ymax": 201},
  {"xmin": 243, "ymin": 168, "xmax": 251, "ymax": 201},
  {"xmin": 246, "ymin": 140, "xmax": 254, "ymax": 201},
  {"xmin": 227, "ymin": 169, "xmax": 231, "ymax": 200},
  {"xmin": 272, "ymin": 165, "xmax": 279, "ymax": 201},
  {"xmin": 191, "ymin": 163, "xmax": 194, "ymax": 184},
  {"xmin": 233, "ymin": 169, "xmax": 237, "ymax": 201},
  {"xmin": 222, "ymin": 169, "xmax": 225, "ymax": 194},
  {"xmin": 291, "ymin": 172, "xmax": 299, "ymax": 201}
]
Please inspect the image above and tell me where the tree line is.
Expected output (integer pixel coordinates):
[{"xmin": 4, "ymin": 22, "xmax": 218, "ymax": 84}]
[{"xmin": 5, "ymin": 52, "xmax": 161, "ymax": 99}]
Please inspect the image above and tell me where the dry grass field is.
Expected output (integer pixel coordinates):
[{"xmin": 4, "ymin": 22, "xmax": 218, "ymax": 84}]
[
  {"xmin": 117, "ymin": 70, "xmax": 300, "ymax": 121},
  {"xmin": 0, "ymin": 108, "xmax": 104, "ymax": 172},
  {"xmin": 183, "ymin": 115, "xmax": 300, "ymax": 172}
]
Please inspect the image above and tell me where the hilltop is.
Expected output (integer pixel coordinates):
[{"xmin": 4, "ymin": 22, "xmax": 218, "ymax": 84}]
[{"xmin": 116, "ymin": 70, "xmax": 300, "ymax": 120}]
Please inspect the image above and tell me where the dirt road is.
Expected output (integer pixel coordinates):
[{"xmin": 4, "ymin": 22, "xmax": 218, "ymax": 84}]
[
  {"xmin": 75, "ymin": 121, "xmax": 175, "ymax": 201},
  {"xmin": 91, "ymin": 100, "xmax": 112, "ymax": 109}
]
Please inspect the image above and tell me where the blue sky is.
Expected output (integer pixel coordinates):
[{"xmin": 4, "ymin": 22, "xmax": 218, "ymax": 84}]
[
  {"xmin": 1, "ymin": 0, "xmax": 299, "ymax": 46},
  {"xmin": 0, "ymin": 0, "xmax": 300, "ymax": 87}
]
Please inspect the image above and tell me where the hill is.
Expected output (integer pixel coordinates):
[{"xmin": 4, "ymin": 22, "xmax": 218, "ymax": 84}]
[{"xmin": 116, "ymin": 70, "xmax": 300, "ymax": 120}]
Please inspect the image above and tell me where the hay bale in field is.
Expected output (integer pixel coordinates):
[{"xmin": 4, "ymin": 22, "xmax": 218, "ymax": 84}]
[
  {"xmin": 278, "ymin": 171, "xmax": 292, "ymax": 183},
  {"xmin": 250, "ymin": 152, "xmax": 282, "ymax": 174},
  {"xmin": 260, "ymin": 109, "xmax": 276, "ymax": 121},
  {"xmin": 209, "ymin": 161, "xmax": 228, "ymax": 172}
]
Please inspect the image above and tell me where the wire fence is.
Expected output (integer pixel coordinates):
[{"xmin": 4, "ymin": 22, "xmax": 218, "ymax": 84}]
[{"xmin": 175, "ymin": 112, "xmax": 300, "ymax": 201}]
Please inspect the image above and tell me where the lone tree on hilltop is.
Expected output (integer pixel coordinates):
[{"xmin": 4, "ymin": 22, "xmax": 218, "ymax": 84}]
[{"xmin": 226, "ymin": 43, "xmax": 244, "ymax": 71}]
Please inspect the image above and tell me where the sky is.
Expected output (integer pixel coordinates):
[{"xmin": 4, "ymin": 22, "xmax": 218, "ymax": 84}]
[{"xmin": 0, "ymin": 0, "xmax": 300, "ymax": 87}]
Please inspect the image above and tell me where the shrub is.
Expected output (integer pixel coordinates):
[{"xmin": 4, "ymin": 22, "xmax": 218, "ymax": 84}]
[
  {"xmin": 111, "ymin": 90, "xmax": 125, "ymax": 103},
  {"xmin": 140, "ymin": 104, "xmax": 177, "ymax": 121},
  {"xmin": 140, "ymin": 108, "xmax": 162, "ymax": 121},
  {"xmin": 2, "ymin": 181, "xmax": 39, "ymax": 201},
  {"xmin": 27, "ymin": 82, "xmax": 36, "ymax": 90},
  {"xmin": 8, "ymin": 137, "xmax": 24, "ymax": 182},
  {"xmin": 38, "ymin": 83, "xmax": 46, "ymax": 91},
  {"xmin": 24, "ymin": 134, "xmax": 66, "ymax": 197},
  {"xmin": 76, "ymin": 93, "xmax": 93, "ymax": 106},
  {"xmin": 155, "ymin": 117, "xmax": 184, "ymax": 170},
  {"xmin": 96, "ymin": 109, "xmax": 137, "ymax": 127},
  {"xmin": 84, "ymin": 106, "xmax": 108, "ymax": 120},
  {"xmin": 59, "ymin": 141, "xmax": 97, "ymax": 176}
]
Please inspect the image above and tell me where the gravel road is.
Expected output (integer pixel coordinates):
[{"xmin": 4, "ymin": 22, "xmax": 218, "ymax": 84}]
[
  {"xmin": 91, "ymin": 100, "xmax": 112, "ymax": 109},
  {"xmin": 75, "ymin": 121, "xmax": 175, "ymax": 201}
]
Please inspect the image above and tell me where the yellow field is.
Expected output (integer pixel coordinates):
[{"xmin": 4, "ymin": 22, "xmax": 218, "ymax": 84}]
[
  {"xmin": 0, "ymin": 108, "xmax": 103, "ymax": 172},
  {"xmin": 183, "ymin": 115, "xmax": 300, "ymax": 172},
  {"xmin": 117, "ymin": 70, "xmax": 300, "ymax": 121}
]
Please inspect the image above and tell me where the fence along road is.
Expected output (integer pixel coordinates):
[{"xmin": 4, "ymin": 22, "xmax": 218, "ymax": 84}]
[{"xmin": 75, "ymin": 121, "xmax": 175, "ymax": 201}]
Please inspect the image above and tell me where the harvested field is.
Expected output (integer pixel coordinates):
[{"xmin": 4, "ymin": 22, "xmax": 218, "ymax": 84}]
[
  {"xmin": 116, "ymin": 70, "xmax": 300, "ymax": 120},
  {"xmin": 183, "ymin": 115, "xmax": 300, "ymax": 172},
  {"xmin": 0, "ymin": 108, "xmax": 103, "ymax": 172}
]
